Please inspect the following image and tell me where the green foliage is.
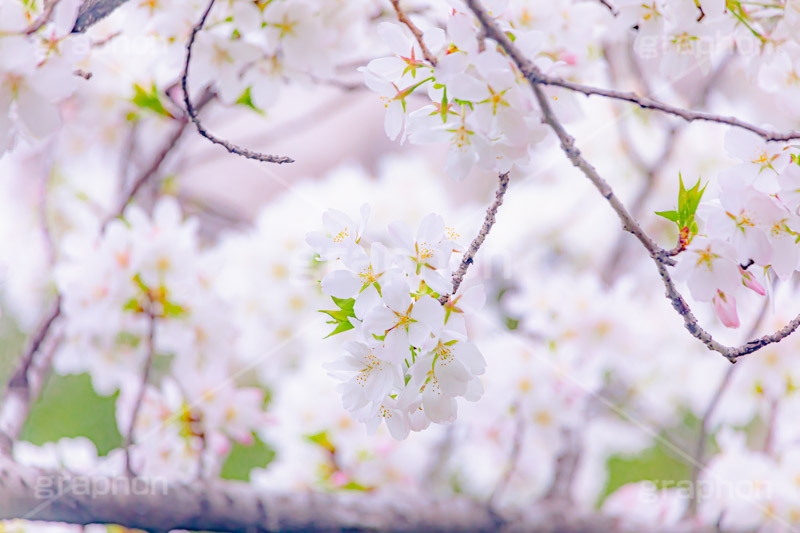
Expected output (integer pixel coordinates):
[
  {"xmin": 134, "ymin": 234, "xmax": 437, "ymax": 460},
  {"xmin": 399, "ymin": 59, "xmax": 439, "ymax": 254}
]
[
  {"xmin": 320, "ymin": 296, "xmax": 356, "ymax": 337},
  {"xmin": 0, "ymin": 314, "xmax": 25, "ymax": 394},
  {"xmin": 20, "ymin": 373, "xmax": 123, "ymax": 455},
  {"xmin": 655, "ymin": 174, "xmax": 707, "ymax": 238},
  {"xmin": 220, "ymin": 432, "xmax": 275, "ymax": 481},
  {"xmin": 305, "ymin": 430, "xmax": 335, "ymax": 453},
  {"xmin": 235, "ymin": 87, "xmax": 264, "ymax": 114},
  {"xmin": 131, "ymin": 84, "xmax": 173, "ymax": 119},
  {"xmin": 599, "ymin": 438, "xmax": 692, "ymax": 507}
]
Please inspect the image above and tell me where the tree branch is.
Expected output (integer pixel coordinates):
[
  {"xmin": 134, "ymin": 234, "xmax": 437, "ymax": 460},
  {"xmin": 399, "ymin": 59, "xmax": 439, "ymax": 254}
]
[
  {"xmin": 467, "ymin": 18, "xmax": 795, "ymax": 143},
  {"xmin": 124, "ymin": 311, "xmax": 156, "ymax": 477},
  {"xmin": 464, "ymin": 0, "xmax": 800, "ymax": 362},
  {"xmin": 389, "ymin": 0, "xmax": 438, "ymax": 66},
  {"xmin": 601, "ymin": 48, "xmax": 730, "ymax": 283},
  {"xmin": 25, "ymin": 0, "xmax": 60, "ymax": 35},
  {"xmin": 440, "ymin": 172, "xmax": 509, "ymax": 304},
  {"xmin": 489, "ymin": 401, "xmax": 524, "ymax": 507},
  {"xmin": 105, "ymin": 88, "xmax": 215, "ymax": 232},
  {"xmin": 0, "ymin": 86, "xmax": 214, "ymax": 454},
  {"xmin": 0, "ymin": 298, "xmax": 62, "ymax": 452},
  {"xmin": 533, "ymin": 73, "xmax": 800, "ymax": 142},
  {"xmin": 72, "ymin": 0, "xmax": 130, "ymax": 33},
  {"xmin": 687, "ymin": 299, "xmax": 768, "ymax": 517},
  {"xmin": 0, "ymin": 453, "xmax": 652, "ymax": 533},
  {"xmin": 181, "ymin": 0, "xmax": 294, "ymax": 165}
]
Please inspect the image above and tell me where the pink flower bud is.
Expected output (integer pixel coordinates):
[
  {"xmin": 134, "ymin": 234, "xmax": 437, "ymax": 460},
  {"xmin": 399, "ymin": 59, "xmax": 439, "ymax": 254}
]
[
  {"xmin": 713, "ymin": 290, "xmax": 740, "ymax": 329},
  {"xmin": 739, "ymin": 267, "xmax": 766, "ymax": 296}
]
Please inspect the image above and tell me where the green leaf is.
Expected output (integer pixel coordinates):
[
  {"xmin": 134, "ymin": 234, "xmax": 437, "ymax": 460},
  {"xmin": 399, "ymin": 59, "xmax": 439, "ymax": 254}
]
[
  {"xmin": 319, "ymin": 309, "xmax": 351, "ymax": 322},
  {"xmin": 685, "ymin": 178, "xmax": 707, "ymax": 215},
  {"xmin": 122, "ymin": 297, "xmax": 143, "ymax": 314},
  {"xmin": 20, "ymin": 374, "xmax": 123, "ymax": 455},
  {"xmin": 131, "ymin": 84, "xmax": 173, "ymax": 118},
  {"xmin": 235, "ymin": 87, "xmax": 264, "ymax": 114},
  {"xmin": 599, "ymin": 437, "xmax": 691, "ymax": 507},
  {"xmin": 305, "ymin": 430, "xmax": 335, "ymax": 453},
  {"xmin": 324, "ymin": 320, "xmax": 354, "ymax": 338},
  {"xmin": 220, "ymin": 432, "xmax": 275, "ymax": 481},
  {"xmin": 655, "ymin": 210, "xmax": 679, "ymax": 223},
  {"xmin": 114, "ymin": 331, "xmax": 141, "ymax": 348},
  {"xmin": 656, "ymin": 174, "xmax": 707, "ymax": 236},
  {"xmin": 340, "ymin": 480, "xmax": 372, "ymax": 491},
  {"xmin": 162, "ymin": 299, "xmax": 186, "ymax": 318},
  {"xmin": 331, "ymin": 296, "xmax": 355, "ymax": 313},
  {"xmin": 321, "ymin": 297, "xmax": 356, "ymax": 337}
]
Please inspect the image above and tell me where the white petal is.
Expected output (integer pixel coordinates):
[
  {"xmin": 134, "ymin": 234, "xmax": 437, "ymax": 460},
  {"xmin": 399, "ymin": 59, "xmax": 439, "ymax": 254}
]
[
  {"xmin": 382, "ymin": 280, "xmax": 412, "ymax": 313},
  {"xmin": 455, "ymin": 342, "xmax": 486, "ymax": 375},
  {"xmin": 321, "ymin": 270, "xmax": 361, "ymax": 298},
  {"xmin": 17, "ymin": 88, "xmax": 60, "ymax": 138},
  {"xmin": 422, "ymin": 389, "xmax": 457, "ymax": 423},
  {"xmin": 411, "ymin": 295, "xmax": 445, "ymax": 330},
  {"xmin": 385, "ymin": 410, "xmax": 410, "ymax": 440}
]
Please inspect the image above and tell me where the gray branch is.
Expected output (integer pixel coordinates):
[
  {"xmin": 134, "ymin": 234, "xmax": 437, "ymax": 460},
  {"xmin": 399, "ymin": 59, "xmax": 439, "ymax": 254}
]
[
  {"xmin": 0, "ymin": 453, "xmax": 653, "ymax": 533},
  {"xmin": 465, "ymin": 0, "xmax": 800, "ymax": 363},
  {"xmin": 72, "ymin": 0, "xmax": 129, "ymax": 33}
]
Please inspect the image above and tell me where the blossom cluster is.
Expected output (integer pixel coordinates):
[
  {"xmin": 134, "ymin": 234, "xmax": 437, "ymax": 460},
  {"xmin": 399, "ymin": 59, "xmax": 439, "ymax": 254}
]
[
  {"xmin": 55, "ymin": 197, "xmax": 267, "ymax": 479},
  {"xmin": 673, "ymin": 128, "xmax": 800, "ymax": 328},
  {"xmin": 308, "ymin": 207, "xmax": 486, "ymax": 439},
  {"xmin": 361, "ymin": 4, "xmax": 562, "ymax": 180},
  {"xmin": 0, "ymin": 0, "xmax": 87, "ymax": 154},
  {"xmin": 186, "ymin": 0, "xmax": 374, "ymax": 110},
  {"xmin": 7, "ymin": 0, "xmax": 800, "ymax": 532}
]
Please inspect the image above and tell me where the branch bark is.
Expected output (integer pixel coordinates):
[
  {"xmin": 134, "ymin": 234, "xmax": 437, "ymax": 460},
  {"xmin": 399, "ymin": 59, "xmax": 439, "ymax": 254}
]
[
  {"xmin": 181, "ymin": 0, "xmax": 294, "ymax": 165},
  {"xmin": 687, "ymin": 299, "xmax": 768, "ymax": 517},
  {"xmin": 533, "ymin": 72, "xmax": 800, "ymax": 143},
  {"xmin": 0, "ymin": 453, "xmax": 665, "ymax": 533},
  {"xmin": 0, "ymin": 86, "xmax": 213, "ymax": 453},
  {"xmin": 124, "ymin": 311, "xmax": 156, "ymax": 477},
  {"xmin": 440, "ymin": 172, "xmax": 509, "ymax": 304},
  {"xmin": 0, "ymin": 298, "xmax": 62, "ymax": 452},
  {"xmin": 72, "ymin": 0, "xmax": 130, "ymax": 33},
  {"xmin": 464, "ymin": 0, "xmax": 800, "ymax": 362},
  {"xmin": 389, "ymin": 0, "xmax": 438, "ymax": 66}
]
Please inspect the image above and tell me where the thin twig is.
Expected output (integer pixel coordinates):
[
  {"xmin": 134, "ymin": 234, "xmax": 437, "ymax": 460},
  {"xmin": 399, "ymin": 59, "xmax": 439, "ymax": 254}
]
[
  {"xmin": 543, "ymin": 428, "xmax": 581, "ymax": 502},
  {"xmin": 124, "ymin": 311, "xmax": 157, "ymax": 477},
  {"xmin": 104, "ymin": 89, "xmax": 214, "ymax": 231},
  {"xmin": 181, "ymin": 0, "xmax": 294, "ymax": 165},
  {"xmin": 0, "ymin": 297, "xmax": 62, "ymax": 451},
  {"xmin": 597, "ymin": 0, "xmax": 617, "ymax": 14},
  {"xmin": 533, "ymin": 74, "xmax": 800, "ymax": 142},
  {"xmin": 188, "ymin": 92, "xmax": 357, "ymax": 169},
  {"xmin": 601, "ymin": 49, "xmax": 729, "ymax": 282},
  {"xmin": 24, "ymin": 0, "xmax": 60, "ymax": 34},
  {"xmin": 440, "ymin": 172, "xmax": 509, "ymax": 304},
  {"xmin": 465, "ymin": 0, "xmax": 800, "ymax": 362},
  {"xmin": 389, "ymin": 0, "xmax": 438, "ymax": 66},
  {"xmin": 686, "ymin": 299, "xmax": 769, "ymax": 517},
  {"xmin": 486, "ymin": 29, "xmax": 797, "ymax": 143},
  {"xmin": 489, "ymin": 401, "xmax": 524, "ymax": 507},
  {"xmin": 763, "ymin": 397, "xmax": 779, "ymax": 455},
  {"xmin": 0, "ymin": 84, "xmax": 208, "ymax": 454},
  {"xmin": 72, "ymin": 0, "xmax": 130, "ymax": 33}
]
